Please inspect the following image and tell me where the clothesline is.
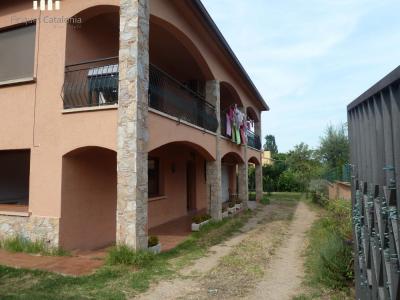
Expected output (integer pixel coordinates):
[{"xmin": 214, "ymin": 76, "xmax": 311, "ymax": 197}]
[
  {"xmin": 221, "ymin": 104, "xmax": 255, "ymax": 122},
  {"xmin": 224, "ymin": 104, "xmax": 255, "ymax": 145}
]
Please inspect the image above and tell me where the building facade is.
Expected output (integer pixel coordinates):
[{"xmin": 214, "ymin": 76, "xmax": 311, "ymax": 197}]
[{"xmin": 0, "ymin": 0, "xmax": 268, "ymax": 251}]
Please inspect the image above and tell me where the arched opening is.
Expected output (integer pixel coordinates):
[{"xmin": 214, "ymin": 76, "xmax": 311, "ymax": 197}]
[
  {"xmin": 248, "ymin": 156, "xmax": 261, "ymax": 165},
  {"xmin": 246, "ymin": 107, "xmax": 262, "ymax": 150},
  {"xmin": 60, "ymin": 146, "xmax": 117, "ymax": 251},
  {"xmin": 149, "ymin": 16, "xmax": 218, "ymax": 132},
  {"xmin": 221, "ymin": 152, "xmax": 244, "ymax": 205},
  {"xmin": 220, "ymin": 82, "xmax": 244, "ymax": 139},
  {"xmin": 63, "ymin": 5, "xmax": 120, "ymax": 109},
  {"xmin": 150, "ymin": 16, "xmax": 214, "ymax": 83},
  {"xmin": 148, "ymin": 141, "xmax": 214, "ymax": 251}
]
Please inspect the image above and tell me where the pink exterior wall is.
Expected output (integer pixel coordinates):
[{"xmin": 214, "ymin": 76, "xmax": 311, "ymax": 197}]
[
  {"xmin": 0, "ymin": 1, "xmax": 119, "ymax": 220},
  {"xmin": 148, "ymin": 111, "xmax": 216, "ymax": 160},
  {"xmin": 148, "ymin": 143, "xmax": 208, "ymax": 228},
  {"xmin": 228, "ymin": 165, "xmax": 237, "ymax": 195},
  {"xmin": 328, "ymin": 181, "xmax": 351, "ymax": 201},
  {"xmin": 0, "ymin": 0, "xmax": 264, "ymax": 249},
  {"xmin": 59, "ymin": 147, "xmax": 117, "ymax": 250},
  {"xmin": 247, "ymin": 148, "xmax": 262, "ymax": 165}
]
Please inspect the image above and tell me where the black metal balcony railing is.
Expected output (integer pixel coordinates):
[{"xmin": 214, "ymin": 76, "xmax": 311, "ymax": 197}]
[
  {"xmin": 149, "ymin": 64, "xmax": 218, "ymax": 132},
  {"xmin": 62, "ymin": 58, "xmax": 219, "ymax": 133},
  {"xmin": 62, "ymin": 57, "xmax": 119, "ymax": 109},
  {"xmin": 247, "ymin": 130, "xmax": 262, "ymax": 150}
]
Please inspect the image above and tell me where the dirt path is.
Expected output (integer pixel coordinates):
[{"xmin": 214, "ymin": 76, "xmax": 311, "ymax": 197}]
[
  {"xmin": 136, "ymin": 204, "xmax": 282, "ymax": 300},
  {"xmin": 137, "ymin": 200, "xmax": 316, "ymax": 300},
  {"xmin": 245, "ymin": 201, "xmax": 316, "ymax": 300}
]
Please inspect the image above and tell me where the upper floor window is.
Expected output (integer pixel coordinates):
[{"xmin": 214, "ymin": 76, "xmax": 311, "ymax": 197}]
[{"xmin": 0, "ymin": 24, "xmax": 36, "ymax": 82}]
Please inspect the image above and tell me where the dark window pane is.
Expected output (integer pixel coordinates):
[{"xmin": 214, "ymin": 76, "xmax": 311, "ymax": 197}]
[
  {"xmin": 0, "ymin": 24, "xmax": 36, "ymax": 82},
  {"xmin": 148, "ymin": 158, "xmax": 159, "ymax": 197},
  {"xmin": 0, "ymin": 150, "xmax": 30, "ymax": 205}
]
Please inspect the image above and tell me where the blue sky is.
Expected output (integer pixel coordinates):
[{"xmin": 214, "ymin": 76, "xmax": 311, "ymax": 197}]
[{"xmin": 202, "ymin": 0, "xmax": 400, "ymax": 152}]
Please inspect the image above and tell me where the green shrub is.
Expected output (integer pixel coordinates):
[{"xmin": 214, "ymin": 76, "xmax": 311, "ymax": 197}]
[
  {"xmin": 228, "ymin": 202, "xmax": 235, "ymax": 208},
  {"xmin": 277, "ymin": 170, "xmax": 306, "ymax": 192},
  {"xmin": 260, "ymin": 195, "xmax": 270, "ymax": 205},
  {"xmin": 106, "ymin": 245, "xmax": 154, "ymax": 267},
  {"xmin": 148, "ymin": 236, "xmax": 159, "ymax": 247},
  {"xmin": 248, "ymin": 192, "xmax": 256, "ymax": 201},
  {"xmin": 192, "ymin": 214, "xmax": 211, "ymax": 224},
  {"xmin": 306, "ymin": 206, "xmax": 354, "ymax": 293},
  {"xmin": 311, "ymin": 190, "xmax": 328, "ymax": 207},
  {"xmin": 326, "ymin": 199, "xmax": 352, "ymax": 240},
  {"xmin": 316, "ymin": 233, "xmax": 353, "ymax": 289}
]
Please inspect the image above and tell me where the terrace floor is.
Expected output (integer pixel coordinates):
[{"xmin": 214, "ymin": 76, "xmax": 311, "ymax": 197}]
[
  {"xmin": 0, "ymin": 214, "xmax": 197, "ymax": 276},
  {"xmin": 149, "ymin": 214, "xmax": 196, "ymax": 252}
]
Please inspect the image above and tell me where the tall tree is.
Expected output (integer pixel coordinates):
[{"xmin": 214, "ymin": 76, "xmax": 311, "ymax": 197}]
[
  {"xmin": 318, "ymin": 123, "xmax": 349, "ymax": 171},
  {"xmin": 263, "ymin": 135, "xmax": 278, "ymax": 154}
]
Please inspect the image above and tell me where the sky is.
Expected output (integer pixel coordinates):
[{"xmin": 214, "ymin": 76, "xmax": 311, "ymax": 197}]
[{"xmin": 202, "ymin": 0, "xmax": 400, "ymax": 152}]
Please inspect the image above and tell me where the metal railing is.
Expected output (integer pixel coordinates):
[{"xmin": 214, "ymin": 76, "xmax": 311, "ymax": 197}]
[
  {"xmin": 149, "ymin": 64, "xmax": 218, "ymax": 132},
  {"xmin": 220, "ymin": 112, "xmax": 261, "ymax": 150},
  {"xmin": 62, "ymin": 57, "xmax": 119, "ymax": 109},
  {"xmin": 322, "ymin": 164, "xmax": 352, "ymax": 183},
  {"xmin": 348, "ymin": 67, "xmax": 400, "ymax": 300},
  {"xmin": 247, "ymin": 130, "xmax": 262, "ymax": 150},
  {"xmin": 62, "ymin": 59, "xmax": 219, "ymax": 133}
]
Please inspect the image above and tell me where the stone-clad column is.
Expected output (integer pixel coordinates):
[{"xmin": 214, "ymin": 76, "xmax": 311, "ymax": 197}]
[
  {"xmin": 117, "ymin": 0, "xmax": 149, "ymax": 250},
  {"xmin": 254, "ymin": 119, "xmax": 263, "ymax": 202},
  {"xmin": 238, "ymin": 149, "xmax": 248, "ymax": 206},
  {"xmin": 206, "ymin": 80, "xmax": 222, "ymax": 220},
  {"xmin": 255, "ymin": 164, "xmax": 263, "ymax": 202}
]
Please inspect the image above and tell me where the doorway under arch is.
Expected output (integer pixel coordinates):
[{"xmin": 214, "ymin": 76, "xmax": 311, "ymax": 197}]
[{"xmin": 59, "ymin": 146, "xmax": 117, "ymax": 251}]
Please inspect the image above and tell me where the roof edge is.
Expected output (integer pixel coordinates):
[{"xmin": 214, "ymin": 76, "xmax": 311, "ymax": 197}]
[
  {"xmin": 191, "ymin": 0, "xmax": 270, "ymax": 111},
  {"xmin": 347, "ymin": 65, "xmax": 400, "ymax": 111}
]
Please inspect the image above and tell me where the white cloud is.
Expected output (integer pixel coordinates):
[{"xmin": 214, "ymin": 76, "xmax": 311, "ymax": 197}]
[{"xmin": 202, "ymin": 0, "xmax": 400, "ymax": 151}]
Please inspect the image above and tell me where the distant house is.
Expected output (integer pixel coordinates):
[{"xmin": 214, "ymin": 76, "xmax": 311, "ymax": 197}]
[{"xmin": 262, "ymin": 151, "xmax": 274, "ymax": 166}]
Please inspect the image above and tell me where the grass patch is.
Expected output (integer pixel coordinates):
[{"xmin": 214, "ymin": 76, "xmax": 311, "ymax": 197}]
[
  {"xmin": 1, "ymin": 235, "xmax": 69, "ymax": 256},
  {"xmin": 260, "ymin": 195, "xmax": 270, "ymax": 205},
  {"xmin": 0, "ymin": 210, "xmax": 253, "ymax": 299},
  {"xmin": 298, "ymin": 198, "xmax": 354, "ymax": 299},
  {"xmin": 248, "ymin": 191, "xmax": 256, "ymax": 201},
  {"xmin": 106, "ymin": 246, "xmax": 155, "ymax": 267}
]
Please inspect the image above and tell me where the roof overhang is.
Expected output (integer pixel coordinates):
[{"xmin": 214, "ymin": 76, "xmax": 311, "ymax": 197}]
[{"xmin": 189, "ymin": 0, "xmax": 270, "ymax": 111}]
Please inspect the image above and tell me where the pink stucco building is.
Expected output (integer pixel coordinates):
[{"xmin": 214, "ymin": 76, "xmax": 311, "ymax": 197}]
[{"xmin": 0, "ymin": 0, "xmax": 268, "ymax": 251}]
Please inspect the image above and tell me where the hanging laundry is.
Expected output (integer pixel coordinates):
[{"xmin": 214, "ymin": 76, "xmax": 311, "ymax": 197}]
[
  {"xmin": 242, "ymin": 121, "xmax": 248, "ymax": 144},
  {"xmin": 235, "ymin": 124, "xmax": 241, "ymax": 144}
]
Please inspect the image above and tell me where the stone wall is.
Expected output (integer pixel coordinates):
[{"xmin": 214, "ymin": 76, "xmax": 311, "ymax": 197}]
[
  {"xmin": 255, "ymin": 164, "xmax": 263, "ymax": 201},
  {"xmin": 238, "ymin": 157, "xmax": 248, "ymax": 207},
  {"xmin": 206, "ymin": 80, "xmax": 222, "ymax": 220},
  {"xmin": 328, "ymin": 181, "xmax": 351, "ymax": 201},
  {"xmin": 0, "ymin": 215, "xmax": 59, "ymax": 247},
  {"xmin": 117, "ymin": 0, "xmax": 150, "ymax": 250}
]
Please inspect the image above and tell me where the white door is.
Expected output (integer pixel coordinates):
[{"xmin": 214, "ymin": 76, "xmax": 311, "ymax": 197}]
[{"xmin": 221, "ymin": 164, "xmax": 229, "ymax": 202}]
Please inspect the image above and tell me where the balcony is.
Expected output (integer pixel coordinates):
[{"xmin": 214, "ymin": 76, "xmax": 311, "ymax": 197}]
[
  {"xmin": 62, "ymin": 58, "xmax": 218, "ymax": 133},
  {"xmin": 246, "ymin": 130, "xmax": 262, "ymax": 150},
  {"xmin": 149, "ymin": 64, "xmax": 218, "ymax": 132},
  {"xmin": 220, "ymin": 112, "xmax": 262, "ymax": 150},
  {"xmin": 62, "ymin": 57, "xmax": 119, "ymax": 109}
]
